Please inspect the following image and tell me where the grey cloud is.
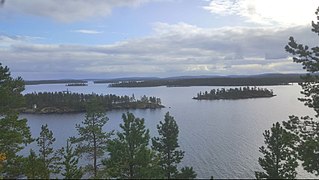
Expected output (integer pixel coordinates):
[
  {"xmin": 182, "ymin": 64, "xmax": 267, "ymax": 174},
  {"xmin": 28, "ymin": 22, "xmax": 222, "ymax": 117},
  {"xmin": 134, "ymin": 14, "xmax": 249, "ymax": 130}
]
[
  {"xmin": 1, "ymin": 23, "xmax": 315, "ymax": 79},
  {"xmin": 2, "ymin": 0, "xmax": 153, "ymax": 22}
]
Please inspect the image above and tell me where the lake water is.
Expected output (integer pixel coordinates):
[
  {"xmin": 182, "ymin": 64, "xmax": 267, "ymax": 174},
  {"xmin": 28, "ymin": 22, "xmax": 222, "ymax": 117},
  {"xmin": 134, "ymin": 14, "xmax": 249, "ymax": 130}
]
[{"xmin": 20, "ymin": 83, "xmax": 317, "ymax": 179}]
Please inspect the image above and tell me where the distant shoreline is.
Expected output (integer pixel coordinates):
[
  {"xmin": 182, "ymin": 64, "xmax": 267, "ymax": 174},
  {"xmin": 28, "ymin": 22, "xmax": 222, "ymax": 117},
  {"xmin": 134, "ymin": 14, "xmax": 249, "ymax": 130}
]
[{"xmin": 24, "ymin": 73, "xmax": 305, "ymax": 86}]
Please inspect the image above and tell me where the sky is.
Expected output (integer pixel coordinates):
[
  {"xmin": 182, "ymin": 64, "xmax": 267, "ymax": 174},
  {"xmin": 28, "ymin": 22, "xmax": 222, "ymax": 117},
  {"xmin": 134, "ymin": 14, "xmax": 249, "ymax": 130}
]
[{"xmin": 0, "ymin": 0, "xmax": 319, "ymax": 80}]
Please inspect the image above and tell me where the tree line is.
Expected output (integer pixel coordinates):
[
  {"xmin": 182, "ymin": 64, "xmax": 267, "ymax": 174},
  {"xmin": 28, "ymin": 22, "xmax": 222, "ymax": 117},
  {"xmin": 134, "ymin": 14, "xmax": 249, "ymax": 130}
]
[
  {"xmin": 194, "ymin": 87, "xmax": 275, "ymax": 100},
  {"xmin": 108, "ymin": 74, "xmax": 303, "ymax": 88},
  {"xmin": 22, "ymin": 92, "xmax": 163, "ymax": 113}
]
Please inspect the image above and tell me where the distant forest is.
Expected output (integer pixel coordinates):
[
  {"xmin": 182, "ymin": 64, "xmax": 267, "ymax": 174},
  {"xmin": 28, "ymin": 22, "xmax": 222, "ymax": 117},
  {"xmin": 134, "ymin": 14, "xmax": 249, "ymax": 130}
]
[
  {"xmin": 107, "ymin": 74, "xmax": 304, "ymax": 87},
  {"xmin": 193, "ymin": 87, "xmax": 275, "ymax": 100},
  {"xmin": 21, "ymin": 92, "xmax": 163, "ymax": 114},
  {"xmin": 24, "ymin": 74, "xmax": 304, "ymax": 87},
  {"xmin": 25, "ymin": 79, "xmax": 87, "ymax": 85}
]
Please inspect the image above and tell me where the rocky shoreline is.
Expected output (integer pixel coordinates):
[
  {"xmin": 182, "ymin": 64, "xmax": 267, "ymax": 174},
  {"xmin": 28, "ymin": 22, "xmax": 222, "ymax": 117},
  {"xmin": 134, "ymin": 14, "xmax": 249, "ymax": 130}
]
[{"xmin": 19, "ymin": 103, "xmax": 165, "ymax": 114}]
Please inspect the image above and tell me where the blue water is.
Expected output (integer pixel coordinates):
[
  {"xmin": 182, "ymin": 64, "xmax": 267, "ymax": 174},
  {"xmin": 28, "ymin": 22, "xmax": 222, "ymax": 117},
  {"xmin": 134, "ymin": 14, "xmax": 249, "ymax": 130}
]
[{"xmin": 20, "ymin": 83, "xmax": 317, "ymax": 179}]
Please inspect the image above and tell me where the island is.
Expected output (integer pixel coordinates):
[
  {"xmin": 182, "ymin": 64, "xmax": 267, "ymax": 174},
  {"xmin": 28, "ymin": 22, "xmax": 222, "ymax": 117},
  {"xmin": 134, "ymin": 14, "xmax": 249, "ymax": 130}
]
[
  {"xmin": 193, "ymin": 87, "xmax": 276, "ymax": 100},
  {"xmin": 66, "ymin": 83, "xmax": 88, "ymax": 86},
  {"xmin": 20, "ymin": 92, "xmax": 164, "ymax": 114}
]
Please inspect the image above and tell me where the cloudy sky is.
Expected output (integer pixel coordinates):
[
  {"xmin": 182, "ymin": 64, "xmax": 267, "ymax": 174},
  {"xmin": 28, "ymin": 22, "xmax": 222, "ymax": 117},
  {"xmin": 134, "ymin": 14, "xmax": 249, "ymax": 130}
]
[{"xmin": 0, "ymin": 0, "xmax": 318, "ymax": 80}]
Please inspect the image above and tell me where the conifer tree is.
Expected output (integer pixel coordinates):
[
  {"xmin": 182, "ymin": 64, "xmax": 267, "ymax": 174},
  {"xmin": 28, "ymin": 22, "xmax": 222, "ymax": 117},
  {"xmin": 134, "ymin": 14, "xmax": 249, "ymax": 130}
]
[
  {"xmin": 152, "ymin": 112, "xmax": 196, "ymax": 179},
  {"xmin": 255, "ymin": 122, "xmax": 298, "ymax": 179},
  {"xmin": 70, "ymin": 99, "xmax": 113, "ymax": 178},
  {"xmin": 175, "ymin": 167, "xmax": 197, "ymax": 179},
  {"xmin": 0, "ymin": 63, "xmax": 32, "ymax": 178},
  {"xmin": 36, "ymin": 124, "xmax": 61, "ymax": 178},
  {"xmin": 104, "ymin": 112, "xmax": 160, "ymax": 179},
  {"xmin": 23, "ymin": 149, "xmax": 45, "ymax": 179},
  {"xmin": 284, "ymin": 6, "xmax": 319, "ymax": 176},
  {"xmin": 59, "ymin": 139, "xmax": 83, "ymax": 179},
  {"xmin": 152, "ymin": 112, "xmax": 184, "ymax": 178}
]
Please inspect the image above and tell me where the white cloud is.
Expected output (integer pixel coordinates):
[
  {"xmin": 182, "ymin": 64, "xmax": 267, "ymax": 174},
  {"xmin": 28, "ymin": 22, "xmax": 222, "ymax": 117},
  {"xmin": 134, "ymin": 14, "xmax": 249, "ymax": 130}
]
[
  {"xmin": 204, "ymin": 0, "xmax": 318, "ymax": 26},
  {"xmin": 72, "ymin": 29, "xmax": 104, "ymax": 34},
  {"xmin": 2, "ymin": 0, "xmax": 154, "ymax": 22},
  {"xmin": 1, "ymin": 22, "xmax": 314, "ymax": 79}
]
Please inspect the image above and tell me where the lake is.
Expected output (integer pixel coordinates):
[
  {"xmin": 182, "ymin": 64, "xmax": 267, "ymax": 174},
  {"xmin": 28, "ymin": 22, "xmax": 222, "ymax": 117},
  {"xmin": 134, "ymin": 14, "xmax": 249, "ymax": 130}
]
[{"xmin": 20, "ymin": 83, "xmax": 316, "ymax": 179}]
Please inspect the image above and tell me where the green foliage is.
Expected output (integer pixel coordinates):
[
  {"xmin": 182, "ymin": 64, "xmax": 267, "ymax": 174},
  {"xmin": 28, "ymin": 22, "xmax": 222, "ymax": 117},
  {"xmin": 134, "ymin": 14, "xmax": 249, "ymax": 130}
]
[
  {"xmin": 70, "ymin": 99, "xmax": 113, "ymax": 178},
  {"xmin": 283, "ymin": 115, "xmax": 319, "ymax": 176},
  {"xmin": 285, "ymin": 7, "xmax": 319, "ymax": 117},
  {"xmin": 284, "ymin": 6, "xmax": 319, "ymax": 176},
  {"xmin": 0, "ymin": 114, "xmax": 32, "ymax": 161},
  {"xmin": 255, "ymin": 122, "xmax": 298, "ymax": 179},
  {"xmin": 175, "ymin": 167, "xmax": 197, "ymax": 179},
  {"xmin": 23, "ymin": 149, "xmax": 46, "ymax": 179},
  {"xmin": 103, "ymin": 112, "xmax": 160, "ymax": 179},
  {"xmin": 0, "ymin": 114, "xmax": 33, "ymax": 178},
  {"xmin": 152, "ymin": 112, "xmax": 185, "ymax": 179},
  {"xmin": 0, "ymin": 63, "xmax": 32, "ymax": 178},
  {"xmin": 36, "ymin": 124, "xmax": 61, "ymax": 178},
  {"xmin": 58, "ymin": 139, "xmax": 83, "ymax": 179},
  {"xmin": 0, "ymin": 63, "xmax": 25, "ymax": 115}
]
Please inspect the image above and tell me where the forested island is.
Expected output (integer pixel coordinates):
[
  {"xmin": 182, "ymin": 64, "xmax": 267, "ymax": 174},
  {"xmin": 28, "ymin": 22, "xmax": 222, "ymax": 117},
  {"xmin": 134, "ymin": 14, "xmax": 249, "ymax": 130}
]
[
  {"xmin": 65, "ymin": 83, "xmax": 88, "ymax": 86},
  {"xmin": 25, "ymin": 79, "xmax": 87, "ymax": 85},
  {"xmin": 193, "ymin": 87, "xmax": 275, "ymax": 100},
  {"xmin": 20, "ymin": 92, "xmax": 164, "ymax": 114}
]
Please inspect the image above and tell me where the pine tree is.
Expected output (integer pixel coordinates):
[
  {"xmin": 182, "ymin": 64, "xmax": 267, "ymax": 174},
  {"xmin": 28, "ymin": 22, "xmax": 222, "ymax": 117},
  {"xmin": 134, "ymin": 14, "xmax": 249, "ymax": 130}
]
[
  {"xmin": 23, "ymin": 149, "xmax": 45, "ymax": 179},
  {"xmin": 0, "ymin": 63, "xmax": 32, "ymax": 178},
  {"xmin": 36, "ymin": 124, "xmax": 61, "ymax": 178},
  {"xmin": 284, "ymin": 6, "xmax": 319, "ymax": 176},
  {"xmin": 255, "ymin": 122, "xmax": 298, "ymax": 179},
  {"xmin": 70, "ymin": 99, "xmax": 113, "ymax": 178},
  {"xmin": 0, "ymin": 63, "xmax": 25, "ymax": 115},
  {"xmin": 152, "ymin": 112, "xmax": 196, "ymax": 179},
  {"xmin": 152, "ymin": 112, "xmax": 184, "ymax": 178},
  {"xmin": 104, "ymin": 112, "xmax": 160, "ymax": 179},
  {"xmin": 175, "ymin": 167, "xmax": 197, "ymax": 179},
  {"xmin": 59, "ymin": 139, "xmax": 83, "ymax": 179}
]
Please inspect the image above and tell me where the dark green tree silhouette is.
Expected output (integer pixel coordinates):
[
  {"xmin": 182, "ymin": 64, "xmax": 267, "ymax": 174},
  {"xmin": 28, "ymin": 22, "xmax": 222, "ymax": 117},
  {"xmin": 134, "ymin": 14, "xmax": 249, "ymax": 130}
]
[
  {"xmin": 152, "ymin": 112, "xmax": 196, "ymax": 179},
  {"xmin": 103, "ymin": 112, "xmax": 160, "ymax": 179},
  {"xmin": 70, "ymin": 99, "xmax": 113, "ymax": 178},
  {"xmin": 152, "ymin": 112, "xmax": 184, "ymax": 178},
  {"xmin": 58, "ymin": 139, "xmax": 83, "ymax": 179},
  {"xmin": 0, "ymin": 63, "xmax": 32, "ymax": 178},
  {"xmin": 284, "ymin": 6, "xmax": 319, "ymax": 176},
  {"xmin": 255, "ymin": 122, "xmax": 298, "ymax": 179},
  {"xmin": 284, "ymin": 115, "xmax": 319, "ymax": 176},
  {"xmin": 23, "ymin": 149, "xmax": 45, "ymax": 179},
  {"xmin": 175, "ymin": 167, "xmax": 197, "ymax": 179},
  {"xmin": 36, "ymin": 124, "xmax": 61, "ymax": 178}
]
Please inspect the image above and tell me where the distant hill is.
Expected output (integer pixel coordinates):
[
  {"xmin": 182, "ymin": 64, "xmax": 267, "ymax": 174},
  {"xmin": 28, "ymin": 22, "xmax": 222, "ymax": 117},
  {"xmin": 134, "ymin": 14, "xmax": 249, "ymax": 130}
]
[
  {"xmin": 25, "ymin": 73, "xmax": 306, "ymax": 86},
  {"xmin": 108, "ymin": 73, "xmax": 306, "ymax": 87},
  {"xmin": 94, "ymin": 77, "xmax": 160, "ymax": 83}
]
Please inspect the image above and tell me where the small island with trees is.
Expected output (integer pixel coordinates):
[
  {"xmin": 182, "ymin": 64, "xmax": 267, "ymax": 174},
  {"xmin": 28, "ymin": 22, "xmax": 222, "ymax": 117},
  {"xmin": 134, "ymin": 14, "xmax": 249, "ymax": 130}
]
[
  {"xmin": 193, "ymin": 87, "xmax": 276, "ymax": 100},
  {"xmin": 20, "ymin": 92, "xmax": 164, "ymax": 114},
  {"xmin": 65, "ymin": 83, "xmax": 88, "ymax": 86}
]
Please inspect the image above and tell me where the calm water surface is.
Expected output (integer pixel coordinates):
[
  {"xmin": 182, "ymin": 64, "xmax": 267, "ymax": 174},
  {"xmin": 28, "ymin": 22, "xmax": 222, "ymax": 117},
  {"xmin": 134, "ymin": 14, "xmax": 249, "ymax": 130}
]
[{"xmin": 21, "ymin": 83, "xmax": 316, "ymax": 179}]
